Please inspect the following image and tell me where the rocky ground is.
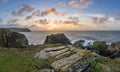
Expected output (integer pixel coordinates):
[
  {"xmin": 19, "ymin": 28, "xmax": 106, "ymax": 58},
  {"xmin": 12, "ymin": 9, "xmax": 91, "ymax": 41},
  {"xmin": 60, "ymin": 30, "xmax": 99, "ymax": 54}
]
[
  {"xmin": 35, "ymin": 45, "xmax": 111, "ymax": 72},
  {"xmin": 0, "ymin": 29, "xmax": 120, "ymax": 72}
]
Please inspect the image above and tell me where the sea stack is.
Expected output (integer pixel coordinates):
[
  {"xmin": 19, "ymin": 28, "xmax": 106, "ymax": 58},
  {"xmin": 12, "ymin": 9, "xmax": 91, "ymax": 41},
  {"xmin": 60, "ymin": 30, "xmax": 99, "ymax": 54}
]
[{"xmin": 44, "ymin": 33, "xmax": 71, "ymax": 45}]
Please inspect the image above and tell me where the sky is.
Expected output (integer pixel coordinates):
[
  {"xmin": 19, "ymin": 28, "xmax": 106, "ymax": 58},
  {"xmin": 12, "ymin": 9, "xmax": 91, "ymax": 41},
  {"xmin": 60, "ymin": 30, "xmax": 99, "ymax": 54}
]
[{"xmin": 0, "ymin": 0, "xmax": 120, "ymax": 30}]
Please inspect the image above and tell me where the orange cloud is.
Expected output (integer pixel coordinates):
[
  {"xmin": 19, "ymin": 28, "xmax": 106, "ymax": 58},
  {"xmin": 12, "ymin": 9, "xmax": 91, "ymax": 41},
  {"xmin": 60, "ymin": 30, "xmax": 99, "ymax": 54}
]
[{"xmin": 42, "ymin": 8, "xmax": 58, "ymax": 16}]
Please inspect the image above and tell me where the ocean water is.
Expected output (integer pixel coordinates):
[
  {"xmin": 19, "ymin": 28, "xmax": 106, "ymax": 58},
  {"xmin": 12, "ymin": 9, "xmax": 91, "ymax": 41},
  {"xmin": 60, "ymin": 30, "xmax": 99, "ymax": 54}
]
[{"xmin": 21, "ymin": 31, "xmax": 120, "ymax": 45}]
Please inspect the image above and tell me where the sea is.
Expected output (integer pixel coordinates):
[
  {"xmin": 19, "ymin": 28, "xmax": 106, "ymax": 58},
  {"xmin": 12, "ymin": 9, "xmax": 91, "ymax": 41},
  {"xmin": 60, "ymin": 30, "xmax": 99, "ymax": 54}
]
[{"xmin": 21, "ymin": 30, "xmax": 120, "ymax": 46}]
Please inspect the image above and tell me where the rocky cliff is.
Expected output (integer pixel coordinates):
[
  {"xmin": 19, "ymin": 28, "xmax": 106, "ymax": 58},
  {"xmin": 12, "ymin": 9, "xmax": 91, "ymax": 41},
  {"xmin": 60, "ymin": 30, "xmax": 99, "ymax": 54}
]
[
  {"xmin": 0, "ymin": 28, "xmax": 28, "ymax": 48},
  {"xmin": 5, "ymin": 28, "xmax": 31, "ymax": 32}
]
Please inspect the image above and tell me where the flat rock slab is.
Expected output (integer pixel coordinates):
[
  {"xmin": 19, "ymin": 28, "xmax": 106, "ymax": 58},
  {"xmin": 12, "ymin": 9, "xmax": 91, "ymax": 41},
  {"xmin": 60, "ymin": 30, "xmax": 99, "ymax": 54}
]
[
  {"xmin": 34, "ymin": 46, "xmax": 69, "ymax": 59},
  {"xmin": 51, "ymin": 54, "xmax": 81, "ymax": 70}
]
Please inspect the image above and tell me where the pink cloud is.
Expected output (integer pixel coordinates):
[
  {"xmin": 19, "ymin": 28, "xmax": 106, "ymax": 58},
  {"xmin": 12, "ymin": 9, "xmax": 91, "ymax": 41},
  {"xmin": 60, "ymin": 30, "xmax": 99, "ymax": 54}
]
[
  {"xmin": 12, "ymin": 4, "xmax": 36, "ymax": 16},
  {"xmin": 8, "ymin": 18, "xmax": 18, "ymax": 24},
  {"xmin": 58, "ymin": 2, "xmax": 65, "ymax": 7},
  {"xmin": 69, "ymin": 0, "xmax": 93, "ymax": 8},
  {"xmin": 25, "ymin": 15, "xmax": 33, "ymax": 20},
  {"xmin": 92, "ymin": 15, "xmax": 109, "ymax": 25},
  {"xmin": 34, "ymin": 19, "xmax": 49, "ymax": 25},
  {"xmin": 42, "ymin": 8, "xmax": 58, "ymax": 16}
]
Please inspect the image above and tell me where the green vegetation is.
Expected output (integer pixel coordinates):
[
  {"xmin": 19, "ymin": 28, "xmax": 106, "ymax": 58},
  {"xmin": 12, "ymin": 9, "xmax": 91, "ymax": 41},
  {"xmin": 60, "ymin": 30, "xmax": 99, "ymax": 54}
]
[
  {"xmin": 0, "ymin": 45, "xmax": 57, "ymax": 72},
  {"xmin": 0, "ymin": 43, "xmax": 120, "ymax": 72},
  {"xmin": 63, "ymin": 51, "xmax": 76, "ymax": 57},
  {"xmin": 93, "ymin": 41, "xmax": 108, "ymax": 52}
]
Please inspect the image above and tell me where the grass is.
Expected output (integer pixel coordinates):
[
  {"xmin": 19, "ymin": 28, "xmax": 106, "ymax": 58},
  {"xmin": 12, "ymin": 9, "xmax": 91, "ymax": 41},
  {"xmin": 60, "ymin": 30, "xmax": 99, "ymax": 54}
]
[
  {"xmin": 0, "ymin": 44, "xmax": 120, "ymax": 72},
  {"xmin": 0, "ymin": 44, "xmax": 60, "ymax": 72}
]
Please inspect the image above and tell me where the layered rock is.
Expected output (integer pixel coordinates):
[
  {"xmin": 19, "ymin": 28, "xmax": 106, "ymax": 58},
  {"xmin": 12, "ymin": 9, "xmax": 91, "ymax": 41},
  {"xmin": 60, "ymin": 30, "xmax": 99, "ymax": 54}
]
[
  {"xmin": 34, "ymin": 45, "xmax": 75, "ymax": 59},
  {"xmin": 35, "ymin": 45, "xmax": 110, "ymax": 72},
  {"xmin": 0, "ymin": 28, "xmax": 28, "ymax": 48},
  {"xmin": 44, "ymin": 33, "xmax": 71, "ymax": 45}
]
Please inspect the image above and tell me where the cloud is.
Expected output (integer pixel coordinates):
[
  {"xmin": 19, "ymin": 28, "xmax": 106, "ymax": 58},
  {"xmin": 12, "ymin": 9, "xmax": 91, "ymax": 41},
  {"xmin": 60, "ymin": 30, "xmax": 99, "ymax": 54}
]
[
  {"xmin": 69, "ymin": 17, "xmax": 79, "ymax": 23},
  {"xmin": 63, "ymin": 20, "xmax": 79, "ymax": 25},
  {"xmin": 0, "ymin": 18, "xmax": 2, "ymax": 23},
  {"xmin": 32, "ymin": 10, "xmax": 42, "ymax": 16},
  {"xmin": 34, "ymin": 19, "xmax": 49, "ymax": 25},
  {"xmin": 24, "ymin": 7, "xmax": 65, "ymax": 19},
  {"xmin": 69, "ymin": 0, "xmax": 93, "ymax": 8},
  {"xmin": 25, "ymin": 15, "xmax": 33, "ymax": 20},
  {"xmin": 0, "ymin": 0, "xmax": 7, "ymax": 5},
  {"xmin": 115, "ymin": 13, "xmax": 120, "ymax": 20},
  {"xmin": 12, "ymin": 4, "xmax": 36, "ymax": 16},
  {"xmin": 92, "ymin": 15, "xmax": 109, "ymax": 25},
  {"xmin": 54, "ymin": 17, "xmax": 80, "ymax": 26},
  {"xmin": 42, "ymin": 8, "xmax": 58, "ymax": 16},
  {"xmin": 58, "ymin": 2, "xmax": 65, "ymax": 7},
  {"xmin": 8, "ymin": 18, "xmax": 18, "ymax": 24}
]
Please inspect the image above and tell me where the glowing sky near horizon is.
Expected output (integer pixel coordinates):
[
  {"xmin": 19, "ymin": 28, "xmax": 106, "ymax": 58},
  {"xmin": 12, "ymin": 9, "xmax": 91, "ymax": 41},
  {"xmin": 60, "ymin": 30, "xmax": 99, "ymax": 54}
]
[{"xmin": 0, "ymin": 0, "xmax": 120, "ymax": 30}]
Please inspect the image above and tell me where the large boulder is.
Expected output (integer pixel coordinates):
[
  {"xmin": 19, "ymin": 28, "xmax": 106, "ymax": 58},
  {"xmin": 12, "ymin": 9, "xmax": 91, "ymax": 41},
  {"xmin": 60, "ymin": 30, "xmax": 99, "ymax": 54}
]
[
  {"xmin": 93, "ymin": 41, "xmax": 108, "ymax": 52},
  {"xmin": 44, "ymin": 33, "xmax": 71, "ymax": 45},
  {"xmin": 0, "ymin": 28, "xmax": 28, "ymax": 48}
]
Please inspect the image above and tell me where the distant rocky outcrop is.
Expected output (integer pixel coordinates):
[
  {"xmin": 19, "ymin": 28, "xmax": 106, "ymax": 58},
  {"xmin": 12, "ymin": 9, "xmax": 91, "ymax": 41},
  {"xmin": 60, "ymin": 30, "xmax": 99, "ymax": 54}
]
[
  {"xmin": 0, "ymin": 28, "xmax": 28, "ymax": 48},
  {"xmin": 44, "ymin": 33, "xmax": 71, "ymax": 45},
  {"xmin": 5, "ymin": 28, "xmax": 31, "ymax": 32}
]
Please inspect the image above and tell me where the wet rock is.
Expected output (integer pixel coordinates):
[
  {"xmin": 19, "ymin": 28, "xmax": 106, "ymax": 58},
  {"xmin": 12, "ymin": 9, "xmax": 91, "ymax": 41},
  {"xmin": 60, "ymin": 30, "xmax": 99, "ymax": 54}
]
[
  {"xmin": 0, "ymin": 28, "xmax": 28, "ymax": 48},
  {"xmin": 44, "ymin": 33, "xmax": 71, "ymax": 45},
  {"xmin": 73, "ymin": 40, "xmax": 85, "ymax": 47}
]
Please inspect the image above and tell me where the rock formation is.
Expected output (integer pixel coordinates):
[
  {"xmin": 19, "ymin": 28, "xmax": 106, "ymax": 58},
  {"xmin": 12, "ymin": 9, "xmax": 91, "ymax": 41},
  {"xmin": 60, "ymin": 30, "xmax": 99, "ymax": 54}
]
[
  {"xmin": 44, "ymin": 33, "xmax": 71, "ymax": 45},
  {"xmin": 35, "ymin": 45, "xmax": 110, "ymax": 72},
  {"xmin": 0, "ymin": 28, "xmax": 28, "ymax": 48},
  {"xmin": 73, "ymin": 40, "xmax": 85, "ymax": 48}
]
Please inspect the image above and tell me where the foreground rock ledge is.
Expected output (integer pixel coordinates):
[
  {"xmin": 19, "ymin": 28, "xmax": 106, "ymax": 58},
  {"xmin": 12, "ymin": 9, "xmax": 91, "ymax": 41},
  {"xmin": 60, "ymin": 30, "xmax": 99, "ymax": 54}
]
[{"xmin": 35, "ymin": 45, "xmax": 110, "ymax": 72}]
